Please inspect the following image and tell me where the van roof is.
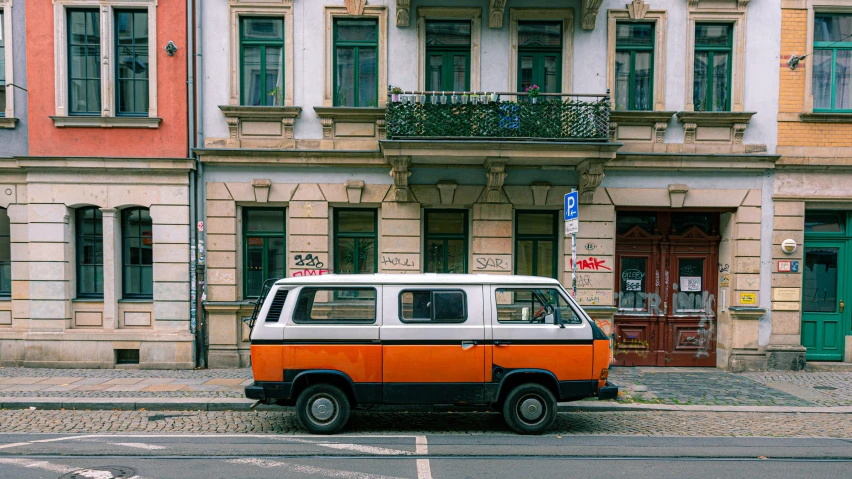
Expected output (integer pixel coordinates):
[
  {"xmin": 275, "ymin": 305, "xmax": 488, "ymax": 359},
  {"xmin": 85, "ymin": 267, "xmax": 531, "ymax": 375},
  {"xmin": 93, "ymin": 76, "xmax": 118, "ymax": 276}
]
[{"xmin": 274, "ymin": 273, "xmax": 564, "ymax": 286}]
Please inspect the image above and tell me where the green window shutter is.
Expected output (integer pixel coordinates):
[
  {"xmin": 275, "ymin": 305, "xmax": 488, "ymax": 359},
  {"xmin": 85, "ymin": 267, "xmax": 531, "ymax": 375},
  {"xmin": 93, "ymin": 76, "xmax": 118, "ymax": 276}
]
[
  {"xmin": 334, "ymin": 209, "xmax": 378, "ymax": 274},
  {"xmin": 333, "ymin": 19, "xmax": 379, "ymax": 107},
  {"xmin": 115, "ymin": 10, "xmax": 149, "ymax": 116},
  {"xmin": 68, "ymin": 9, "xmax": 102, "ymax": 115},
  {"xmin": 240, "ymin": 17, "xmax": 285, "ymax": 106},
  {"xmin": 243, "ymin": 208, "xmax": 287, "ymax": 298},
  {"xmin": 614, "ymin": 22, "xmax": 654, "ymax": 111},
  {"xmin": 693, "ymin": 23, "xmax": 733, "ymax": 112}
]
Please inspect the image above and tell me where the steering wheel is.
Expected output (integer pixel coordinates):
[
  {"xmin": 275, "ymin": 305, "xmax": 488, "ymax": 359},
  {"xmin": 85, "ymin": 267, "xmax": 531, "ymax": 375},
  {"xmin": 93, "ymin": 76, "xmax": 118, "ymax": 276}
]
[{"xmin": 531, "ymin": 305, "xmax": 549, "ymax": 323}]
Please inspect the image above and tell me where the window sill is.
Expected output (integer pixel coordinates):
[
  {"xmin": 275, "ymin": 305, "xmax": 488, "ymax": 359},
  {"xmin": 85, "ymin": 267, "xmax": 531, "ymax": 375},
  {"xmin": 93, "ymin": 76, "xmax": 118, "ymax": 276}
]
[
  {"xmin": 73, "ymin": 298, "xmax": 104, "ymax": 303},
  {"xmin": 118, "ymin": 298, "xmax": 153, "ymax": 303},
  {"xmin": 799, "ymin": 112, "xmax": 852, "ymax": 123},
  {"xmin": 0, "ymin": 117, "xmax": 18, "ymax": 129},
  {"xmin": 50, "ymin": 116, "xmax": 162, "ymax": 128}
]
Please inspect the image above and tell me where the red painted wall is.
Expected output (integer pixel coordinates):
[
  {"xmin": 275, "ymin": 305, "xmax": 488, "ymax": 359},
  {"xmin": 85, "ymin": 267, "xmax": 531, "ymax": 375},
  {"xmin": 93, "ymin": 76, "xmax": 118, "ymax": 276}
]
[{"xmin": 26, "ymin": 0, "xmax": 188, "ymax": 158}]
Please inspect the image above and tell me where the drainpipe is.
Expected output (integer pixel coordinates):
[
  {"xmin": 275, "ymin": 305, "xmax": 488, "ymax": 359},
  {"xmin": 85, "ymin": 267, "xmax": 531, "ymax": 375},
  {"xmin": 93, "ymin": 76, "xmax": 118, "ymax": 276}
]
[
  {"xmin": 186, "ymin": 0, "xmax": 198, "ymax": 359},
  {"xmin": 195, "ymin": 0, "xmax": 208, "ymax": 369}
]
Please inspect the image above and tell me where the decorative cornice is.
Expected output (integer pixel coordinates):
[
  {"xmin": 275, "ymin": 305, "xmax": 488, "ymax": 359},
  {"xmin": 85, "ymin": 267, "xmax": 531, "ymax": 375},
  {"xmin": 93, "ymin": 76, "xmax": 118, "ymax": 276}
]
[
  {"xmin": 50, "ymin": 116, "xmax": 162, "ymax": 129},
  {"xmin": 799, "ymin": 112, "xmax": 852, "ymax": 123},
  {"xmin": 396, "ymin": 0, "xmax": 410, "ymax": 26},
  {"xmin": 484, "ymin": 158, "xmax": 507, "ymax": 203},
  {"xmin": 488, "ymin": 0, "xmax": 507, "ymax": 28},
  {"xmin": 388, "ymin": 156, "xmax": 413, "ymax": 202},
  {"xmin": 313, "ymin": 106, "xmax": 386, "ymax": 122},
  {"xmin": 581, "ymin": 0, "xmax": 603, "ymax": 30},
  {"xmin": 344, "ymin": 0, "xmax": 367, "ymax": 16},
  {"xmin": 577, "ymin": 159, "xmax": 606, "ymax": 204},
  {"xmin": 219, "ymin": 105, "xmax": 302, "ymax": 120}
]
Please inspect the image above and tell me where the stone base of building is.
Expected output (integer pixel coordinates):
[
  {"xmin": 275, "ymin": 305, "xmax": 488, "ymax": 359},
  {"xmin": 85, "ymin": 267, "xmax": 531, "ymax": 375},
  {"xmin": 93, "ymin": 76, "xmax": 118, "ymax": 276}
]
[
  {"xmin": 766, "ymin": 345, "xmax": 807, "ymax": 371},
  {"xmin": 0, "ymin": 333, "xmax": 195, "ymax": 369},
  {"xmin": 726, "ymin": 348, "xmax": 768, "ymax": 372},
  {"xmin": 207, "ymin": 347, "xmax": 250, "ymax": 369}
]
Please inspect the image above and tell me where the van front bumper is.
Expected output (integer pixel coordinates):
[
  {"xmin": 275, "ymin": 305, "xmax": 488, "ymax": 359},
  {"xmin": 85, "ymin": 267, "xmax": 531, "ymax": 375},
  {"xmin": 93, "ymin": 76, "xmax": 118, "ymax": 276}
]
[
  {"xmin": 245, "ymin": 381, "xmax": 292, "ymax": 401},
  {"xmin": 598, "ymin": 381, "xmax": 619, "ymax": 400}
]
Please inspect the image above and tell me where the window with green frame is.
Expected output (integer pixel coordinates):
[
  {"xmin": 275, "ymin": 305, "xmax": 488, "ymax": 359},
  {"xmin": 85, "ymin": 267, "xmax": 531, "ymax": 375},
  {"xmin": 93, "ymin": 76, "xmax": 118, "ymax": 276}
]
[
  {"xmin": 424, "ymin": 210, "xmax": 468, "ymax": 274},
  {"xmin": 243, "ymin": 208, "xmax": 286, "ymax": 298},
  {"xmin": 68, "ymin": 9, "xmax": 102, "ymax": 115},
  {"xmin": 122, "ymin": 208, "xmax": 152, "ymax": 299},
  {"xmin": 333, "ymin": 19, "xmax": 378, "ymax": 107},
  {"xmin": 425, "ymin": 21, "xmax": 471, "ymax": 91},
  {"xmin": 614, "ymin": 22, "xmax": 653, "ymax": 111},
  {"xmin": 0, "ymin": 208, "xmax": 9, "ymax": 296},
  {"xmin": 334, "ymin": 209, "xmax": 377, "ymax": 274},
  {"xmin": 515, "ymin": 211, "xmax": 558, "ymax": 279},
  {"xmin": 813, "ymin": 14, "xmax": 852, "ymax": 111},
  {"xmin": 240, "ymin": 17, "xmax": 285, "ymax": 106},
  {"xmin": 115, "ymin": 10, "xmax": 149, "ymax": 115},
  {"xmin": 517, "ymin": 21, "xmax": 562, "ymax": 93},
  {"xmin": 693, "ymin": 23, "xmax": 732, "ymax": 112},
  {"xmin": 77, "ymin": 207, "xmax": 104, "ymax": 298}
]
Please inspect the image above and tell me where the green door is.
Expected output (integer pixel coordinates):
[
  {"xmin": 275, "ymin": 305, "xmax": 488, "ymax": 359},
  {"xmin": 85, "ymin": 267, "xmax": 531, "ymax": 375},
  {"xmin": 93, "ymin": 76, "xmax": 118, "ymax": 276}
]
[{"xmin": 801, "ymin": 241, "xmax": 845, "ymax": 361}]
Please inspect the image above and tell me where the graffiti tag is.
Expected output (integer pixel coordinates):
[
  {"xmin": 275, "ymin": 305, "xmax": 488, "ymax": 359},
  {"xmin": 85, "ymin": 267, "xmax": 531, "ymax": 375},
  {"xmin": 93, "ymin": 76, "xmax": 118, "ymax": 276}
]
[
  {"xmin": 294, "ymin": 254, "xmax": 324, "ymax": 269},
  {"xmin": 292, "ymin": 269, "xmax": 329, "ymax": 277},
  {"xmin": 381, "ymin": 256, "xmax": 414, "ymax": 267},
  {"xmin": 569, "ymin": 257, "xmax": 611, "ymax": 271},
  {"xmin": 475, "ymin": 257, "xmax": 509, "ymax": 270}
]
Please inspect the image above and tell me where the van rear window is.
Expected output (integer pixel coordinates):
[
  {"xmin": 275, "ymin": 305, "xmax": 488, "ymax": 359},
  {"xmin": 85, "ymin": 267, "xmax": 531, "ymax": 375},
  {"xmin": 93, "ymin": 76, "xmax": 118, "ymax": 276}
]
[
  {"xmin": 400, "ymin": 290, "xmax": 467, "ymax": 323},
  {"xmin": 292, "ymin": 288, "xmax": 377, "ymax": 323}
]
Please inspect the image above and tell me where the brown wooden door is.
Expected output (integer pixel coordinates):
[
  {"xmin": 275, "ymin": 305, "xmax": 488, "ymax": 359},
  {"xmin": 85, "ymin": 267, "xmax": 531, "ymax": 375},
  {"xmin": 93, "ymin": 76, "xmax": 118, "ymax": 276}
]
[{"xmin": 613, "ymin": 212, "xmax": 720, "ymax": 367}]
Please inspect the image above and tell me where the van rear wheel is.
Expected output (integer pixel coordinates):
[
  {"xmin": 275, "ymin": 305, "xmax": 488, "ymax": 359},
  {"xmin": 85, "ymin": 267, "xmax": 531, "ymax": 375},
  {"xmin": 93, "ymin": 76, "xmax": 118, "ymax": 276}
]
[
  {"xmin": 294, "ymin": 384, "xmax": 350, "ymax": 434},
  {"xmin": 502, "ymin": 383, "xmax": 557, "ymax": 435}
]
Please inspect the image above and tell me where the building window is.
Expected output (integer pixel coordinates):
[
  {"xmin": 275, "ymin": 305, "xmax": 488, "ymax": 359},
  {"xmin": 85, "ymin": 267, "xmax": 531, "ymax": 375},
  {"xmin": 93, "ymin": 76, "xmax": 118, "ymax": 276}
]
[
  {"xmin": 614, "ymin": 22, "xmax": 654, "ymax": 111},
  {"xmin": 240, "ymin": 17, "xmax": 284, "ymax": 107},
  {"xmin": 814, "ymin": 14, "xmax": 852, "ymax": 111},
  {"xmin": 115, "ymin": 10, "xmax": 149, "ymax": 115},
  {"xmin": 243, "ymin": 208, "xmax": 286, "ymax": 298},
  {"xmin": 515, "ymin": 211, "xmax": 558, "ymax": 279},
  {"xmin": 517, "ymin": 21, "xmax": 562, "ymax": 93},
  {"xmin": 333, "ymin": 19, "xmax": 378, "ymax": 107},
  {"xmin": 425, "ymin": 21, "xmax": 471, "ymax": 91},
  {"xmin": 693, "ymin": 24, "xmax": 732, "ymax": 112},
  {"xmin": 0, "ymin": 208, "xmax": 9, "ymax": 296},
  {"xmin": 77, "ymin": 207, "xmax": 104, "ymax": 298},
  {"xmin": 122, "ymin": 208, "xmax": 152, "ymax": 299},
  {"xmin": 424, "ymin": 210, "xmax": 468, "ymax": 274},
  {"xmin": 334, "ymin": 209, "xmax": 377, "ymax": 274},
  {"xmin": 68, "ymin": 9, "xmax": 102, "ymax": 115}
]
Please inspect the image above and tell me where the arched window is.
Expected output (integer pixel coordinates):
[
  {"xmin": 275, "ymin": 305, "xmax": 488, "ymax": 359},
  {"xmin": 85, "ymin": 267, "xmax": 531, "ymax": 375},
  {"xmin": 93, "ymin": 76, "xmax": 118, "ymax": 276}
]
[
  {"xmin": 76, "ymin": 207, "xmax": 104, "ymax": 298},
  {"xmin": 122, "ymin": 208, "xmax": 152, "ymax": 298},
  {"xmin": 0, "ymin": 208, "xmax": 10, "ymax": 296}
]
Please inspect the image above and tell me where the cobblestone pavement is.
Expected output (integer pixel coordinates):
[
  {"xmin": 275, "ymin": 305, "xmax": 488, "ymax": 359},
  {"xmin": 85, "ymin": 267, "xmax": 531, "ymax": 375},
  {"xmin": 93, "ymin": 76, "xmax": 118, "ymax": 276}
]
[
  {"xmin": 0, "ymin": 410, "xmax": 849, "ymax": 438},
  {"xmin": 742, "ymin": 372, "xmax": 852, "ymax": 407}
]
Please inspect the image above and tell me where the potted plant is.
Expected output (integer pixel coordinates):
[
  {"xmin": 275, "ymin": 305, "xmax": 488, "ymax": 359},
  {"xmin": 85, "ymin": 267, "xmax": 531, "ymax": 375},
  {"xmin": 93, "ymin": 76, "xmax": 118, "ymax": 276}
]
[
  {"xmin": 390, "ymin": 85, "xmax": 402, "ymax": 102},
  {"xmin": 490, "ymin": 92, "xmax": 499, "ymax": 102},
  {"xmin": 471, "ymin": 93, "xmax": 479, "ymax": 104},
  {"xmin": 461, "ymin": 93, "xmax": 469, "ymax": 105},
  {"xmin": 526, "ymin": 84, "xmax": 540, "ymax": 104}
]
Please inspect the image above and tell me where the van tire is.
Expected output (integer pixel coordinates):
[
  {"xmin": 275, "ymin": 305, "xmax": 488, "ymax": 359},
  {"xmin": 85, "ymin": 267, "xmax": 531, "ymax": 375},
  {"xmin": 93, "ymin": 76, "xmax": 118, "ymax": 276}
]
[
  {"xmin": 502, "ymin": 383, "xmax": 557, "ymax": 435},
  {"xmin": 294, "ymin": 384, "xmax": 351, "ymax": 434}
]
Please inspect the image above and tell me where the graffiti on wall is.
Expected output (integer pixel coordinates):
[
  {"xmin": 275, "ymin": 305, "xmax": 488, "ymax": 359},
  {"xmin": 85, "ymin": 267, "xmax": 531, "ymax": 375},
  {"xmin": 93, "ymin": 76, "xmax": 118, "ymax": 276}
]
[{"xmin": 568, "ymin": 257, "xmax": 611, "ymax": 271}]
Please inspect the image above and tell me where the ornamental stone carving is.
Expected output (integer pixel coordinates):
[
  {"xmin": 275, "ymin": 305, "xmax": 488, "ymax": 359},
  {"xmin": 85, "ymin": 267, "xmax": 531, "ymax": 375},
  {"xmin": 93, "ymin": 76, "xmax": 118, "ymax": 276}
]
[
  {"xmin": 578, "ymin": 160, "xmax": 605, "ymax": 204},
  {"xmin": 345, "ymin": 0, "xmax": 367, "ymax": 16},
  {"xmin": 484, "ymin": 159, "xmax": 507, "ymax": 203},
  {"xmin": 582, "ymin": 0, "xmax": 604, "ymax": 30},
  {"xmin": 396, "ymin": 0, "xmax": 410, "ymax": 26},
  {"xmin": 627, "ymin": 0, "xmax": 649, "ymax": 20},
  {"xmin": 389, "ymin": 156, "xmax": 413, "ymax": 202},
  {"xmin": 489, "ymin": 0, "xmax": 507, "ymax": 28}
]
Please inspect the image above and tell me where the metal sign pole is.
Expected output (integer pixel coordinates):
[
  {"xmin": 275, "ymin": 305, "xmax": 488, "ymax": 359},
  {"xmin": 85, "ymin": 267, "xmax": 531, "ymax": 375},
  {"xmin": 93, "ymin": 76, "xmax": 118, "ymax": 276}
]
[{"xmin": 571, "ymin": 188, "xmax": 577, "ymax": 298}]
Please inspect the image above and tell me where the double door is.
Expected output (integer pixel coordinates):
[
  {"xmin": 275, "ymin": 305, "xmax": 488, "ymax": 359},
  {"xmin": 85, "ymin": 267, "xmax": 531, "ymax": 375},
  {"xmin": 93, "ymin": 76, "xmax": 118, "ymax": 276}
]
[{"xmin": 613, "ymin": 212, "xmax": 720, "ymax": 367}]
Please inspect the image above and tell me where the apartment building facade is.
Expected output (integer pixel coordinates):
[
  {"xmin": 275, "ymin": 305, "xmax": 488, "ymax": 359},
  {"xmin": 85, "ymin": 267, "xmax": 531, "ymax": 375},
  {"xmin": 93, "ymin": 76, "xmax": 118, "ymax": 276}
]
[{"xmin": 196, "ymin": 0, "xmax": 787, "ymax": 371}]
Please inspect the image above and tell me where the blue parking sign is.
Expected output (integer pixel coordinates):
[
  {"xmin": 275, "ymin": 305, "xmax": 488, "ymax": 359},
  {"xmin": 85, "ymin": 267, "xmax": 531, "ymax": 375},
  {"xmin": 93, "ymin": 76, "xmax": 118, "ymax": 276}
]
[{"xmin": 564, "ymin": 192, "xmax": 578, "ymax": 221}]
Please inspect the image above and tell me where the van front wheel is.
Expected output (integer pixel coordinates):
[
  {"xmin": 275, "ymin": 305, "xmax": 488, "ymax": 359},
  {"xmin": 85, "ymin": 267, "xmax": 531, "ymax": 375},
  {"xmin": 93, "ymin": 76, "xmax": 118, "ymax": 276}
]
[
  {"xmin": 295, "ymin": 384, "xmax": 351, "ymax": 434},
  {"xmin": 502, "ymin": 383, "xmax": 557, "ymax": 435}
]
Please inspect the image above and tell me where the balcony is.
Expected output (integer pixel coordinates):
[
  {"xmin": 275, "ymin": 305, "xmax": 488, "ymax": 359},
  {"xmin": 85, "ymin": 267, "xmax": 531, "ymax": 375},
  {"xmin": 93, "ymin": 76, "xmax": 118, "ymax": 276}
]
[{"xmin": 385, "ymin": 91, "xmax": 611, "ymax": 141}]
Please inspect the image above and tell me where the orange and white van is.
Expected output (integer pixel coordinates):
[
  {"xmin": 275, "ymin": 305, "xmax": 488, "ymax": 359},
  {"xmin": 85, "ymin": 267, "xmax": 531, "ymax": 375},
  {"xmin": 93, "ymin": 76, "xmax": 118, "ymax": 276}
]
[{"xmin": 245, "ymin": 274, "xmax": 617, "ymax": 434}]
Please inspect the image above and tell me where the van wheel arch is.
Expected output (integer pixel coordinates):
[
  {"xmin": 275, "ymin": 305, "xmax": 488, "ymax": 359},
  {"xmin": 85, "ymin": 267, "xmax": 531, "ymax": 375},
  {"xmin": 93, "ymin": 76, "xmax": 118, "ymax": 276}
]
[
  {"xmin": 495, "ymin": 370, "xmax": 560, "ymax": 405},
  {"xmin": 290, "ymin": 370, "xmax": 358, "ymax": 406}
]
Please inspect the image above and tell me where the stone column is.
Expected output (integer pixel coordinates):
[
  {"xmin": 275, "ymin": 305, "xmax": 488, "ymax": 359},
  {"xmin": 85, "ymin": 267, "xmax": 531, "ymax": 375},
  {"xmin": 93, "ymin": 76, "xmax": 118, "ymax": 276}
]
[
  {"xmin": 767, "ymin": 200, "xmax": 806, "ymax": 370},
  {"xmin": 151, "ymin": 205, "xmax": 191, "ymax": 330},
  {"xmin": 100, "ymin": 208, "xmax": 118, "ymax": 331},
  {"xmin": 25, "ymin": 204, "xmax": 71, "ymax": 332}
]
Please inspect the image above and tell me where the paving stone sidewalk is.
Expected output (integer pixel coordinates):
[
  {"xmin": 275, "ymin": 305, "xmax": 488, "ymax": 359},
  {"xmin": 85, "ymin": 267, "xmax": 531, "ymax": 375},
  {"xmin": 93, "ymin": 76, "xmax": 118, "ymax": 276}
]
[{"xmin": 0, "ymin": 366, "xmax": 850, "ymax": 407}]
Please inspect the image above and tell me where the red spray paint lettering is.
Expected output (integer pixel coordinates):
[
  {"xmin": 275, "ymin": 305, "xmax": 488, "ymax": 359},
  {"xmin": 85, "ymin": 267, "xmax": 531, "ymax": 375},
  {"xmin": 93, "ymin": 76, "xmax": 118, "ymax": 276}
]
[{"xmin": 569, "ymin": 257, "xmax": 611, "ymax": 271}]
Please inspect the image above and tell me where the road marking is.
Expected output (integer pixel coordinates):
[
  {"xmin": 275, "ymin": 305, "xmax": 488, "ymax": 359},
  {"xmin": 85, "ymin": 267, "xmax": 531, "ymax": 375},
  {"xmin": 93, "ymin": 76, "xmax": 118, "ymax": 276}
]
[
  {"xmin": 272, "ymin": 437, "xmax": 413, "ymax": 455},
  {"xmin": 227, "ymin": 458, "xmax": 408, "ymax": 479},
  {"xmin": 0, "ymin": 457, "xmax": 76, "ymax": 474},
  {"xmin": 109, "ymin": 442, "xmax": 166, "ymax": 450},
  {"xmin": 415, "ymin": 436, "xmax": 432, "ymax": 479},
  {"xmin": 0, "ymin": 442, "xmax": 32, "ymax": 450},
  {"xmin": 0, "ymin": 434, "xmax": 94, "ymax": 450}
]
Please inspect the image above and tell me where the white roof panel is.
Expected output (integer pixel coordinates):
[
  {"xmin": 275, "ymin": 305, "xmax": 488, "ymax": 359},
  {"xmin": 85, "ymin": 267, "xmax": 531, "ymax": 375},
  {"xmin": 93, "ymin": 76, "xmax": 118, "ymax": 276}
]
[{"xmin": 274, "ymin": 273, "xmax": 563, "ymax": 286}]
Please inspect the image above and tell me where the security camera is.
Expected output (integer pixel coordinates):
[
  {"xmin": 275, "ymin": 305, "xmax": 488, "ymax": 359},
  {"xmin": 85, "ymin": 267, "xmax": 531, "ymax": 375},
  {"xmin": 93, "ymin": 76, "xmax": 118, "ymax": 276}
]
[{"xmin": 781, "ymin": 239, "xmax": 797, "ymax": 254}]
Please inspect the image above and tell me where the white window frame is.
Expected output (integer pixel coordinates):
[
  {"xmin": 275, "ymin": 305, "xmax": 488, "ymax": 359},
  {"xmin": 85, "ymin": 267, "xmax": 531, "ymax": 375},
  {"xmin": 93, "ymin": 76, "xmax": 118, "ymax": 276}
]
[
  {"xmin": 508, "ymin": 8, "xmax": 575, "ymax": 95},
  {"xmin": 53, "ymin": 0, "xmax": 159, "ymax": 127},
  {"xmin": 416, "ymin": 7, "xmax": 482, "ymax": 92},
  {"xmin": 0, "ymin": 0, "xmax": 15, "ymax": 124}
]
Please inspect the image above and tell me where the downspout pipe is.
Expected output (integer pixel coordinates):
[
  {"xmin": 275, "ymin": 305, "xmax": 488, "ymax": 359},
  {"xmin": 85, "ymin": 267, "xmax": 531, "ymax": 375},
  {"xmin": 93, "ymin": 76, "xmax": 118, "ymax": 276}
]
[
  {"xmin": 187, "ymin": 0, "xmax": 197, "ymax": 345},
  {"xmin": 195, "ymin": 0, "xmax": 207, "ymax": 369}
]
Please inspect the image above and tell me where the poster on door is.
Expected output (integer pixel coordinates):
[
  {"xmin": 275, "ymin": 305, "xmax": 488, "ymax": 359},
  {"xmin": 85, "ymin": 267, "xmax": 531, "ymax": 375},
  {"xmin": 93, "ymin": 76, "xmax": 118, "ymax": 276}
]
[{"xmin": 680, "ymin": 276, "xmax": 702, "ymax": 292}]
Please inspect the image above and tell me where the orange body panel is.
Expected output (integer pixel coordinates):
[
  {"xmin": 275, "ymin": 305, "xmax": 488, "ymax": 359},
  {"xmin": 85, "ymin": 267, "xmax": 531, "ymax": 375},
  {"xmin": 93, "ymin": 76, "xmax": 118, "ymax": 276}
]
[
  {"xmin": 291, "ymin": 345, "xmax": 383, "ymax": 383},
  {"xmin": 251, "ymin": 345, "xmax": 284, "ymax": 382},
  {"xmin": 383, "ymin": 345, "xmax": 485, "ymax": 383},
  {"xmin": 493, "ymin": 345, "xmax": 593, "ymax": 381},
  {"xmin": 593, "ymin": 339, "xmax": 612, "ymax": 390}
]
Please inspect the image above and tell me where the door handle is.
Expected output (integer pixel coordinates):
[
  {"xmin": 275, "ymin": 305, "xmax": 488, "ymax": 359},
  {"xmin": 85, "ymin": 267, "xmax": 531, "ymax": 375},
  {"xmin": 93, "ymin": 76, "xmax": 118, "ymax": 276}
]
[
  {"xmin": 494, "ymin": 341, "xmax": 511, "ymax": 346},
  {"xmin": 841, "ymin": 301, "xmax": 845, "ymax": 313},
  {"xmin": 461, "ymin": 341, "xmax": 476, "ymax": 350}
]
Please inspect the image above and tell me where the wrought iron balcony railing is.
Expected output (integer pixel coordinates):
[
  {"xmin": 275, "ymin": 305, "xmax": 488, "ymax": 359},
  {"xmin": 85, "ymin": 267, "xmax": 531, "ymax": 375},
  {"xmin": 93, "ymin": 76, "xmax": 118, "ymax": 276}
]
[{"xmin": 385, "ymin": 91, "xmax": 610, "ymax": 141}]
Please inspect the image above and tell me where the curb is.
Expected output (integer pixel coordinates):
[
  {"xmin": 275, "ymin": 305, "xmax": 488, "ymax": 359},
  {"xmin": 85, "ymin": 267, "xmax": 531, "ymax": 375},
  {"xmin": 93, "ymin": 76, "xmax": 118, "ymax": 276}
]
[{"xmin": 2, "ymin": 397, "xmax": 851, "ymax": 414}]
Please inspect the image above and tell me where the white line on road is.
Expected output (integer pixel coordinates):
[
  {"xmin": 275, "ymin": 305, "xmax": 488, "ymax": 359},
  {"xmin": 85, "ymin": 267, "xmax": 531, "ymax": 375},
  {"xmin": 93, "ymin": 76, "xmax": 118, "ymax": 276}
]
[
  {"xmin": 415, "ymin": 436, "xmax": 432, "ymax": 479},
  {"xmin": 0, "ymin": 457, "xmax": 76, "ymax": 474},
  {"xmin": 271, "ymin": 436, "xmax": 413, "ymax": 455},
  {"xmin": 109, "ymin": 442, "xmax": 166, "ymax": 450},
  {"xmin": 227, "ymin": 458, "xmax": 409, "ymax": 479}
]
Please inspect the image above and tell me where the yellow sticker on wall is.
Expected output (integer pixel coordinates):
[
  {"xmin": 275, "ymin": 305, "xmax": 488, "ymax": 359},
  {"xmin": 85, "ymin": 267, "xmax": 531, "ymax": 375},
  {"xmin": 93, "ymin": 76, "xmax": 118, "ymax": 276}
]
[{"xmin": 739, "ymin": 293, "xmax": 757, "ymax": 305}]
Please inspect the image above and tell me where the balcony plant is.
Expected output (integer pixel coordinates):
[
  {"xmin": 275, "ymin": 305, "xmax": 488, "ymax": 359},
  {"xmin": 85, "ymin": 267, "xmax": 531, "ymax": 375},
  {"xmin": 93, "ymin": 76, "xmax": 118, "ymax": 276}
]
[
  {"xmin": 526, "ymin": 84, "xmax": 540, "ymax": 104},
  {"xmin": 390, "ymin": 85, "xmax": 403, "ymax": 102}
]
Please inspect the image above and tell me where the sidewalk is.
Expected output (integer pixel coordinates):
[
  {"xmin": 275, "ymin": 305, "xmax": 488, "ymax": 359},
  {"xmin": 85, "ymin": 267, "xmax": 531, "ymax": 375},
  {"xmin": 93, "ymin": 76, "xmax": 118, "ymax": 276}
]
[{"xmin": 1, "ymin": 366, "xmax": 850, "ymax": 412}]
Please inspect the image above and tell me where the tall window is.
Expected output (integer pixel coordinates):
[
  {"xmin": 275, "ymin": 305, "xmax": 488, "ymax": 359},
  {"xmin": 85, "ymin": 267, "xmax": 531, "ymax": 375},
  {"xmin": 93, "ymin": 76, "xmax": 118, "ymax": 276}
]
[
  {"xmin": 77, "ymin": 207, "xmax": 104, "ymax": 298},
  {"xmin": 515, "ymin": 211, "xmax": 558, "ymax": 279},
  {"xmin": 122, "ymin": 208, "xmax": 152, "ymax": 298},
  {"xmin": 240, "ymin": 17, "xmax": 284, "ymax": 106},
  {"xmin": 424, "ymin": 210, "xmax": 468, "ymax": 274},
  {"xmin": 115, "ymin": 10, "xmax": 149, "ymax": 115},
  {"xmin": 333, "ymin": 19, "xmax": 378, "ymax": 107},
  {"xmin": 614, "ymin": 22, "xmax": 653, "ymax": 111},
  {"xmin": 68, "ymin": 9, "xmax": 101, "ymax": 115},
  {"xmin": 243, "ymin": 209, "xmax": 286, "ymax": 298},
  {"xmin": 0, "ymin": 208, "xmax": 9, "ymax": 296},
  {"xmin": 425, "ymin": 21, "xmax": 471, "ymax": 91},
  {"xmin": 0, "ymin": 11, "xmax": 6, "ymax": 115},
  {"xmin": 693, "ymin": 24, "xmax": 732, "ymax": 112},
  {"xmin": 517, "ymin": 21, "xmax": 562, "ymax": 93},
  {"xmin": 814, "ymin": 14, "xmax": 852, "ymax": 111},
  {"xmin": 334, "ymin": 209, "xmax": 377, "ymax": 274}
]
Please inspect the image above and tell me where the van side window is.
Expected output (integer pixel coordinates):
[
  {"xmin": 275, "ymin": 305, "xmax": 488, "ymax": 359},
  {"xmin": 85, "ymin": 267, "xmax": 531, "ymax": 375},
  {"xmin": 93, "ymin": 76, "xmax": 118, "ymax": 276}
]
[
  {"xmin": 293, "ymin": 288, "xmax": 377, "ymax": 323},
  {"xmin": 400, "ymin": 290, "xmax": 467, "ymax": 323},
  {"xmin": 495, "ymin": 288, "xmax": 581, "ymax": 325}
]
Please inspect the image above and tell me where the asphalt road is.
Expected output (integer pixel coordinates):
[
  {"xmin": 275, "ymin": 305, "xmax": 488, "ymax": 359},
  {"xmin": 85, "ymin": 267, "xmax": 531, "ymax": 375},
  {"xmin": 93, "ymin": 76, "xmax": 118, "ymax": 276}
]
[{"xmin": 1, "ymin": 434, "xmax": 851, "ymax": 479}]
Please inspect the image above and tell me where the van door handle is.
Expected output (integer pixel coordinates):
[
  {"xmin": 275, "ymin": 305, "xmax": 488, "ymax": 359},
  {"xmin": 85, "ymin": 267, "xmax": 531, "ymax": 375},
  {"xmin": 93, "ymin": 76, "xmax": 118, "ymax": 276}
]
[
  {"xmin": 494, "ymin": 341, "xmax": 511, "ymax": 346},
  {"xmin": 461, "ymin": 341, "xmax": 476, "ymax": 350}
]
